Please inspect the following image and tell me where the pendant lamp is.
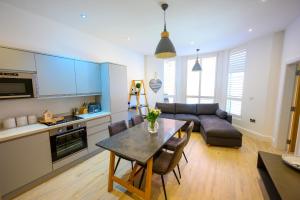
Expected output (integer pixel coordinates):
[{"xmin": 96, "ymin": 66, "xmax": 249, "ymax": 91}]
[
  {"xmin": 192, "ymin": 49, "xmax": 202, "ymax": 71},
  {"xmin": 155, "ymin": 3, "xmax": 176, "ymax": 59}
]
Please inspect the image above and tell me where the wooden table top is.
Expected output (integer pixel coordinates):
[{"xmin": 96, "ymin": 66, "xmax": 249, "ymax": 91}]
[
  {"xmin": 96, "ymin": 118, "xmax": 186, "ymax": 164},
  {"xmin": 258, "ymin": 151, "xmax": 300, "ymax": 200}
]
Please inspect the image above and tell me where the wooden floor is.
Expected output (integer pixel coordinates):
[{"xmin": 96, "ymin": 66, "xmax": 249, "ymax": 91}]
[{"xmin": 14, "ymin": 133, "xmax": 281, "ymax": 200}]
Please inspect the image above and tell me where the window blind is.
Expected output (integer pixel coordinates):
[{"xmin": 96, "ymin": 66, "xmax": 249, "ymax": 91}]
[{"xmin": 226, "ymin": 49, "xmax": 247, "ymax": 116}]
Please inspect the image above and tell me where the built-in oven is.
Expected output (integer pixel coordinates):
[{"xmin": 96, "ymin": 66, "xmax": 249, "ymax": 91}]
[
  {"xmin": 0, "ymin": 71, "xmax": 36, "ymax": 99},
  {"xmin": 50, "ymin": 122, "xmax": 87, "ymax": 162}
]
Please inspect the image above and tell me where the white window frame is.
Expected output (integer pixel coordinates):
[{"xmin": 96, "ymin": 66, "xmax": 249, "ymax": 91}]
[
  {"xmin": 225, "ymin": 48, "xmax": 247, "ymax": 117},
  {"xmin": 163, "ymin": 59, "xmax": 176, "ymax": 103},
  {"xmin": 186, "ymin": 54, "xmax": 218, "ymax": 104}
]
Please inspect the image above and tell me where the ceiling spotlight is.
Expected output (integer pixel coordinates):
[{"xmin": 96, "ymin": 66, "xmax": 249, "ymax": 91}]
[
  {"xmin": 190, "ymin": 41, "xmax": 195, "ymax": 45},
  {"xmin": 127, "ymin": 37, "xmax": 131, "ymax": 41},
  {"xmin": 80, "ymin": 13, "xmax": 87, "ymax": 19},
  {"xmin": 261, "ymin": 0, "xmax": 267, "ymax": 2},
  {"xmin": 248, "ymin": 28, "xmax": 253, "ymax": 32}
]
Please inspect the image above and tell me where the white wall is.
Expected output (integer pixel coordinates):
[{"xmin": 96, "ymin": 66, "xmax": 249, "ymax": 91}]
[
  {"xmin": 0, "ymin": 1, "xmax": 144, "ymax": 89},
  {"xmin": 0, "ymin": 2, "xmax": 145, "ymax": 124},
  {"xmin": 145, "ymin": 32, "xmax": 284, "ymax": 141},
  {"xmin": 274, "ymin": 16, "xmax": 300, "ymax": 151}
]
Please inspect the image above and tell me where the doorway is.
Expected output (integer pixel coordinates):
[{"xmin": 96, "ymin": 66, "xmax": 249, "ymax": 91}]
[{"xmin": 287, "ymin": 63, "xmax": 300, "ymax": 152}]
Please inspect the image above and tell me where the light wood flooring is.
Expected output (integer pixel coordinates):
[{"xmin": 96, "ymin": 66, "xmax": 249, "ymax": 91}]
[{"xmin": 14, "ymin": 133, "xmax": 281, "ymax": 200}]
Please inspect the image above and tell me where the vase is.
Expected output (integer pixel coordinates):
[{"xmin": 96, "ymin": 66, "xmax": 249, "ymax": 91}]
[{"xmin": 148, "ymin": 120, "xmax": 159, "ymax": 133}]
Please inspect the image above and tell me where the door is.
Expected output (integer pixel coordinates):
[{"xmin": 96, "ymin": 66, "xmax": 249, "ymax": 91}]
[
  {"xmin": 35, "ymin": 54, "xmax": 76, "ymax": 97},
  {"xmin": 75, "ymin": 60, "xmax": 101, "ymax": 95},
  {"xmin": 0, "ymin": 47, "xmax": 36, "ymax": 72},
  {"xmin": 287, "ymin": 64, "xmax": 300, "ymax": 152}
]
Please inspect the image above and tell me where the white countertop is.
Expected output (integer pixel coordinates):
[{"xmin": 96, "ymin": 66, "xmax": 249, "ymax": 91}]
[{"xmin": 0, "ymin": 111, "xmax": 111, "ymax": 143}]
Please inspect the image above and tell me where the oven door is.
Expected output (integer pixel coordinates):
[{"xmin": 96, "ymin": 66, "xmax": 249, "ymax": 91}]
[
  {"xmin": 50, "ymin": 127, "xmax": 88, "ymax": 162},
  {"xmin": 0, "ymin": 78, "xmax": 34, "ymax": 99}
]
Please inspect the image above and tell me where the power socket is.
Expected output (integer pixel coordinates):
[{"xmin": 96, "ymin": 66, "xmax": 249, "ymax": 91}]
[{"xmin": 250, "ymin": 118, "xmax": 256, "ymax": 123}]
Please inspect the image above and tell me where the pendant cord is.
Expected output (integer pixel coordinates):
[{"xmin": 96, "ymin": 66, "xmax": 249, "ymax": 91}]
[{"xmin": 164, "ymin": 10, "xmax": 166, "ymax": 31}]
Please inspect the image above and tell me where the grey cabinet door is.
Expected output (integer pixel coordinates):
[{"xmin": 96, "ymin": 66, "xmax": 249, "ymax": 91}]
[
  {"xmin": 35, "ymin": 54, "xmax": 76, "ymax": 97},
  {"xmin": 75, "ymin": 61, "xmax": 101, "ymax": 95},
  {"xmin": 0, "ymin": 132, "xmax": 52, "ymax": 195},
  {"xmin": 0, "ymin": 47, "xmax": 36, "ymax": 72}
]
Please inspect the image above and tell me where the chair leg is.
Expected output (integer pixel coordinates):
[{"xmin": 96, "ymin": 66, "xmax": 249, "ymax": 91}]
[
  {"xmin": 183, "ymin": 151, "xmax": 188, "ymax": 163},
  {"xmin": 114, "ymin": 157, "xmax": 121, "ymax": 174},
  {"xmin": 131, "ymin": 161, "xmax": 134, "ymax": 170},
  {"xmin": 161, "ymin": 175, "xmax": 168, "ymax": 200},
  {"xmin": 177, "ymin": 164, "xmax": 181, "ymax": 179},
  {"xmin": 139, "ymin": 168, "xmax": 146, "ymax": 189},
  {"xmin": 173, "ymin": 170, "xmax": 180, "ymax": 185}
]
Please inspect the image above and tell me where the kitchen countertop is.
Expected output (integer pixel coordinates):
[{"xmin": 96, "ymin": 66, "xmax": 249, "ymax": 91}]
[{"xmin": 0, "ymin": 111, "xmax": 111, "ymax": 143}]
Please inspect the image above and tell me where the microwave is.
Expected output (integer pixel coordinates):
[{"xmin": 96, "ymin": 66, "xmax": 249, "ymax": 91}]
[{"xmin": 0, "ymin": 71, "xmax": 36, "ymax": 99}]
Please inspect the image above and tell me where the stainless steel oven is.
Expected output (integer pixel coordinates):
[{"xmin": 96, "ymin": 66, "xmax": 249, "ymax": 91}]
[
  {"xmin": 0, "ymin": 71, "xmax": 36, "ymax": 99},
  {"xmin": 50, "ymin": 122, "xmax": 87, "ymax": 162}
]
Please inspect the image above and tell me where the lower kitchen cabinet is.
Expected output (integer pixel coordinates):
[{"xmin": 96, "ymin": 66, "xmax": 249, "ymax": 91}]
[
  {"xmin": 0, "ymin": 132, "xmax": 52, "ymax": 195},
  {"xmin": 88, "ymin": 130, "xmax": 109, "ymax": 153}
]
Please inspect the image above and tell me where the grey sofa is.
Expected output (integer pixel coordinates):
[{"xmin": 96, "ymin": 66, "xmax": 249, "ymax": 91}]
[{"xmin": 155, "ymin": 102, "xmax": 242, "ymax": 147}]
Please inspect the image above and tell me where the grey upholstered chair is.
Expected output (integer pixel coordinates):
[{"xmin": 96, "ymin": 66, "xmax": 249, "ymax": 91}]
[
  {"xmin": 108, "ymin": 120, "xmax": 134, "ymax": 173},
  {"xmin": 153, "ymin": 136, "xmax": 186, "ymax": 200},
  {"xmin": 131, "ymin": 115, "xmax": 144, "ymax": 126}
]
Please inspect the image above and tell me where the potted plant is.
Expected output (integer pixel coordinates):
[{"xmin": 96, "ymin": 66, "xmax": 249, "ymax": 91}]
[
  {"xmin": 146, "ymin": 108, "xmax": 161, "ymax": 133},
  {"xmin": 135, "ymin": 82, "xmax": 141, "ymax": 94}
]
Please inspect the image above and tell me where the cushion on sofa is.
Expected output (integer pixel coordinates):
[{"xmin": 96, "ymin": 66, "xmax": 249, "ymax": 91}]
[
  {"xmin": 175, "ymin": 103, "xmax": 197, "ymax": 114},
  {"xmin": 197, "ymin": 103, "xmax": 219, "ymax": 115},
  {"xmin": 156, "ymin": 102, "xmax": 175, "ymax": 114},
  {"xmin": 175, "ymin": 114, "xmax": 201, "ymax": 125},
  {"xmin": 216, "ymin": 109, "xmax": 227, "ymax": 119},
  {"xmin": 199, "ymin": 115, "xmax": 242, "ymax": 139},
  {"xmin": 159, "ymin": 113, "xmax": 175, "ymax": 119}
]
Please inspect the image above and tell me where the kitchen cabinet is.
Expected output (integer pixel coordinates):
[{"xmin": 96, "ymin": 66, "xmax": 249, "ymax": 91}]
[
  {"xmin": 75, "ymin": 60, "xmax": 101, "ymax": 95},
  {"xmin": 35, "ymin": 54, "xmax": 76, "ymax": 97},
  {"xmin": 0, "ymin": 132, "xmax": 52, "ymax": 195},
  {"xmin": 101, "ymin": 63, "xmax": 128, "ymax": 123},
  {"xmin": 0, "ymin": 47, "xmax": 36, "ymax": 72},
  {"xmin": 87, "ymin": 117, "xmax": 111, "ymax": 153}
]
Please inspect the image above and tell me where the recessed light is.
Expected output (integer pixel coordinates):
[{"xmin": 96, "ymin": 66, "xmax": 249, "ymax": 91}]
[
  {"xmin": 127, "ymin": 37, "xmax": 131, "ymax": 41},
  {"xmin": 80, "ymin": 13, "xmax": 87, "ymax": 19},
  {"xmin": 248, "ymin": 28, "xmax": 253, "ymax": 32},
  {"xmin": 261, "ymin": 0, "xmax": 267, "ymax": 2},
  {"xmin": 190, "ymin": 41, "xmax": 195, "ymax": 45}
]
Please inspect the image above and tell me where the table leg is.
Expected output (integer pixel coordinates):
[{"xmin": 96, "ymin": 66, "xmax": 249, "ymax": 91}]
[
  {"xmin": 144, "ymin": 157, "xmax": 153, "ymax": 200},
  {"xmin": 178, "ymin": 129, "xmax": 182, "ymax": 138},
  {"xmin": 108, "ymin": 151, "xmax": 115, "ymax": 192}
]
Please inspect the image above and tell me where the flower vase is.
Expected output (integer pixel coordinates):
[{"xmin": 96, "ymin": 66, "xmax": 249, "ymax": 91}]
[{"xmin": 148, "ymin": 120, "xmax": 159, "ymax": 133}]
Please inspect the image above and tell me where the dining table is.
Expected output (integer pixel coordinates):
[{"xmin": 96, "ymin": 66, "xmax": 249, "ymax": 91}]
[{"xmin": 96, "ymin": 118, "xmax": 187, "ymax": 200}]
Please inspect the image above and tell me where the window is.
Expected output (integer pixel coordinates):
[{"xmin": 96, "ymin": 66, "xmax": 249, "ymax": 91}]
[
  {"xmin": 186, "ymin": 56, "xmax": 217, "ymax": 104},
  {"xmin": 226, "ymin": 49, "xmax": 247, "ymax": 116},
  {"xmin": 164, "ymin": 60, "xmax": 176, "ymax": 103}
]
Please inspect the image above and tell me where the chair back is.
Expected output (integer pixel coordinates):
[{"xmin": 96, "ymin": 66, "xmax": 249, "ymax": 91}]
[
  {"xmin": 184, "ymin": 121, "xmax": 194, "ymax": 146},
  {"xmin": 166, "ymin": 136, "xmax": 187, "ymax": 173},
  {"xmin": 108, "ymin": 120, "xmax": 127, "ymax": 137},
  {"xmin": 131, "ymin": 115, "xmax": 144, "ymax": 126}
]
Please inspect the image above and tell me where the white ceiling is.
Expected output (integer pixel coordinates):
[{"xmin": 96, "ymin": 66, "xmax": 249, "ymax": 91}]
[{"xmin": 2, "ymin": 0, "xmax": 300, "ymax": 56}]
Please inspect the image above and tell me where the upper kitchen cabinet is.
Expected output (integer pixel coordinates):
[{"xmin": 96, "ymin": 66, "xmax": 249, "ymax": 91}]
[
  {"xmin": 35, "ymin": 54, "xmax": 76, "ymax": 97},
  {"xmin": 75, "ymin": 60, "xmax": 101, "ymax": 95},
  {"xmin": 0, "ymin": 47, "xmax": 36, "ymax": 72}
]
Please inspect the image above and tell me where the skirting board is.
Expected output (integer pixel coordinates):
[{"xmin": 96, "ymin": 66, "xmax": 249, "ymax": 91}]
[{"xmin": 233, "ymin": 124, "xmax": 273, "ymax": 142}]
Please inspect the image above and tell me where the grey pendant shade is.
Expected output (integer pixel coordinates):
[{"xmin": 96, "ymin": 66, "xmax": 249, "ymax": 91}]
[
  {"xmin": 155, "ymin": 3, "xmax": 176, "ymax": 59},
  {"xmin": 192, "ymin": 49, "xmax": 202, "ymax": 71}
]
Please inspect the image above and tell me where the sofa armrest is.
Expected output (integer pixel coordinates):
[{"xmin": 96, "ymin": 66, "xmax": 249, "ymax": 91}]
[{"xmin": 226, "ymin": 114, "xmax": 232, "ymax": 124}]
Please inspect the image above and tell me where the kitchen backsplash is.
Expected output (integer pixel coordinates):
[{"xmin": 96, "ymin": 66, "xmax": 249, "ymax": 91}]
[{"xmin": 0, "ymin": 96, "xmax": 96, "ymax": 129}]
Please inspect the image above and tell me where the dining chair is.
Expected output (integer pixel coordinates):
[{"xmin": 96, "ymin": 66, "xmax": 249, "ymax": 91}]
[
  {"xmin": 144, "ymin": 136, "xmax": 187, "ymax": 200},
  {"xmin": 131, "ymin": 115, "xmax": 144, "ymax": 126},
  {"xmin": 108, "ymin": 120, "xmax": 134, "ymax": 173}
]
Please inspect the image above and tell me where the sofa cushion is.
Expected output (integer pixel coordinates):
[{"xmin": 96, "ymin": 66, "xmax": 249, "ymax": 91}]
[
  {"xmin": 197, "ymin": 103, "xmax": 219, "ymax": 115},
  {"xmin": 199, "ymin": 115, "xmax": 242, "ymax": 139},
  {"xmin": 175, "ymin": 103, "xmax": 197, "ymax": 114},
  {"xmin": 175, "ymin": 114, "xmax": 201, "ymax": 125},
  {"xmin": 216, "ymin": 109, "xmax": 227, "ymax": 119},
  {"xmin": 159, "ymin": 113, "xmax": 175, "ymax": 119},
  {"xmin": 156, "ymin": 102, "xmax": 175, "ymax": 114}
]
